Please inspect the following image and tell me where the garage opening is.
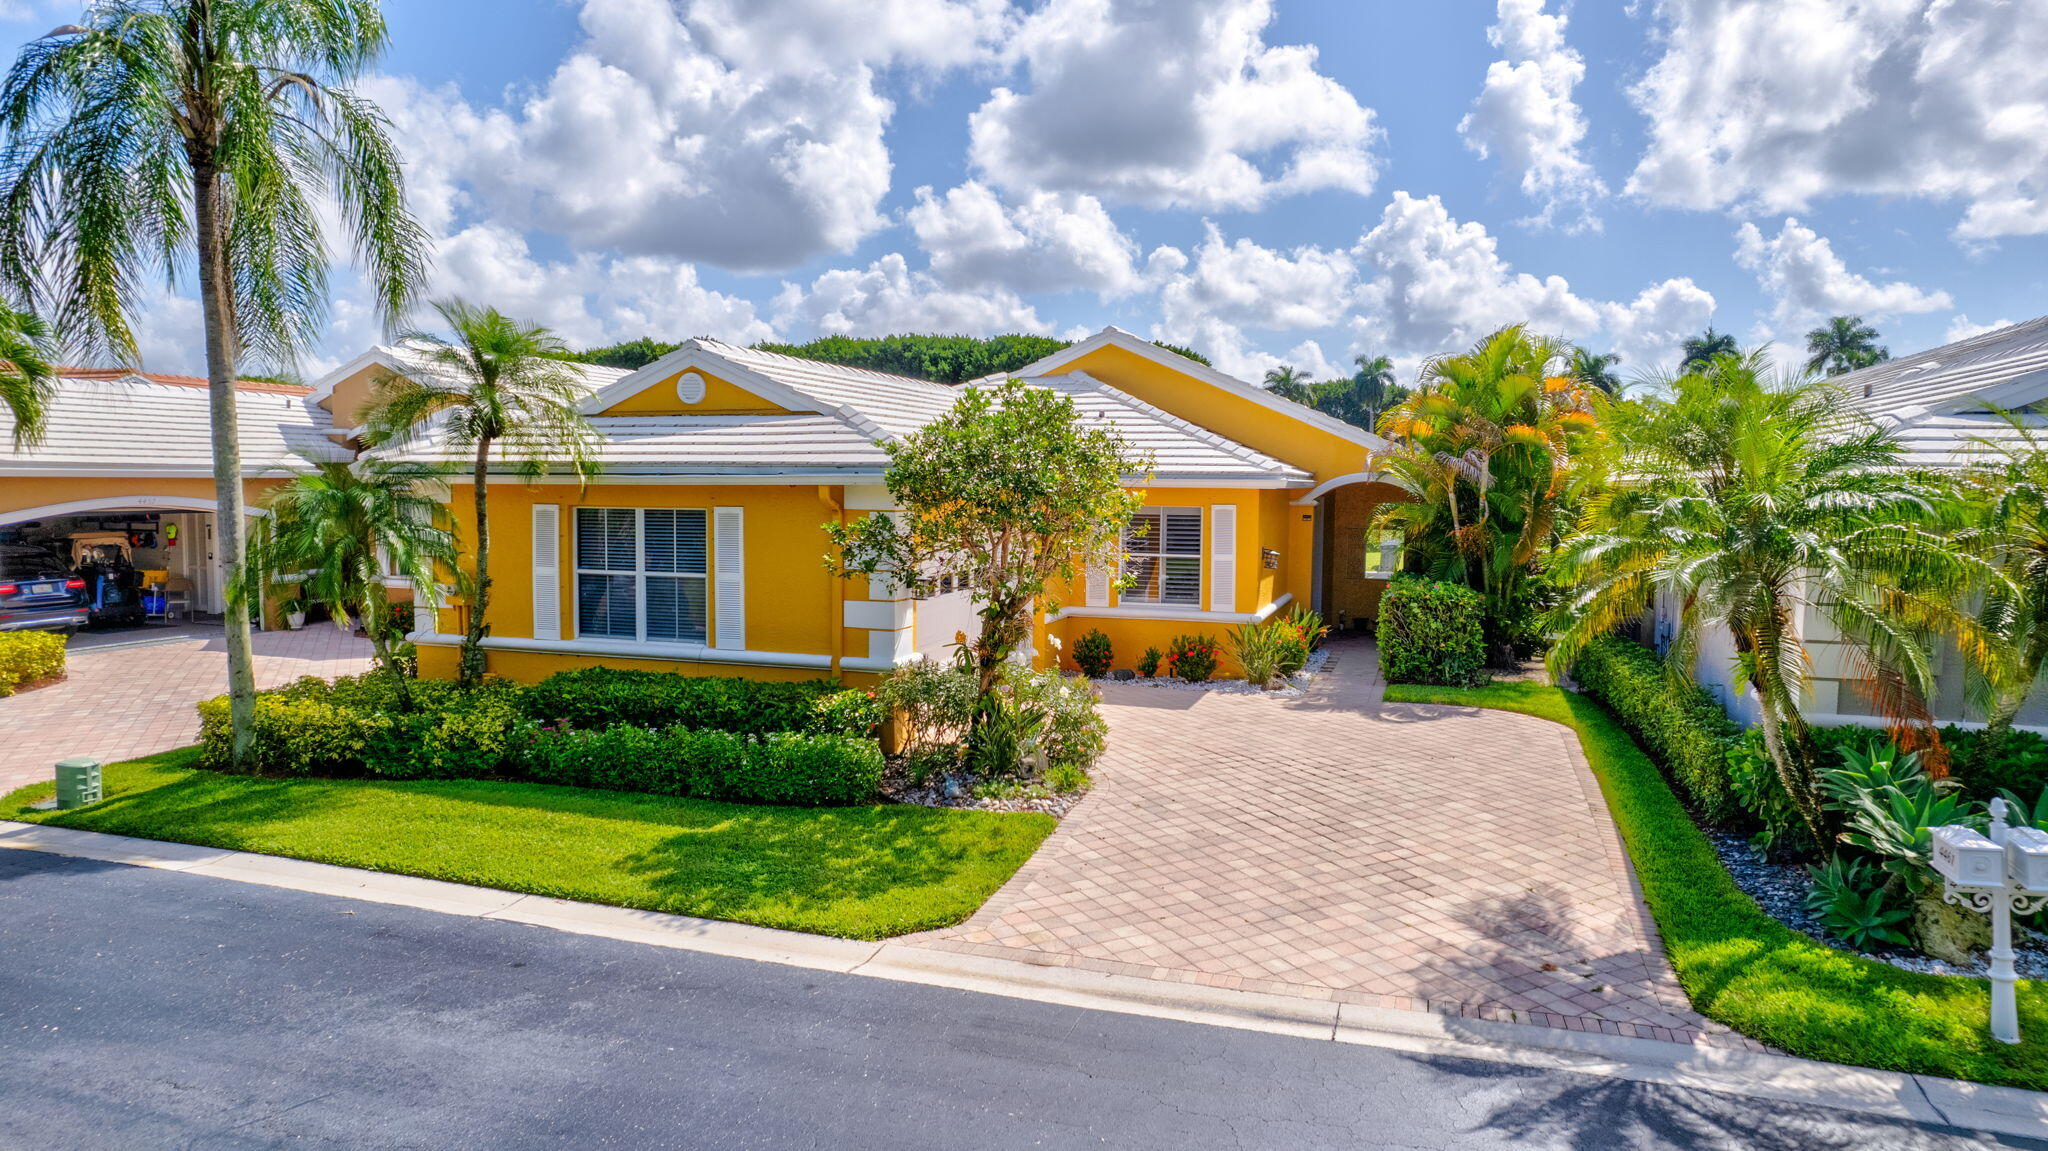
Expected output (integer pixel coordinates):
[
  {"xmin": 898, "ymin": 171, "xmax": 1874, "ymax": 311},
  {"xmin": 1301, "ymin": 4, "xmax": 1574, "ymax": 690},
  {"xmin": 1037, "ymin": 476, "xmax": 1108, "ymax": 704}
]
[{"xmin": 0, "ymin": 506, "xmax": 230, "ymax": 639}]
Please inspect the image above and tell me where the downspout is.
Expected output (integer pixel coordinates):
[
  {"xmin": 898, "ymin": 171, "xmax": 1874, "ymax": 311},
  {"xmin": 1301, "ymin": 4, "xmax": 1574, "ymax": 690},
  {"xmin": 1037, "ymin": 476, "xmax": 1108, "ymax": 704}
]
[{"xmin": 820, "ymin": 485, "xmax": 845, "ymax": 679}]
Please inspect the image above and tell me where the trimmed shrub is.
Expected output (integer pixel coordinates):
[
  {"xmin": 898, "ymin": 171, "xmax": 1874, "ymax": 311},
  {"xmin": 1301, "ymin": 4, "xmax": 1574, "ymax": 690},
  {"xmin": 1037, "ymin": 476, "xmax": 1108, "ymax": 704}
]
[
  {"xmin": 1073, "ymin": 628, "xmax": 1113, "ymax": 678},
  {"xmin": 1165, "ymin": 633, "xmax": 1221, "ymax": 682},
  {"xmin": 704, "ymin": 732, "xmax": 885, "ymax": 806},
  {"xmin": 519, "ymin": 666, "xmax": 835, "ymax": 734},
  {"xmin": 1136, "ymin": 646, "xmax": 1162, "ymax": 678},
  {"xmin": 0, "ymin": 630, "xmax": 65, "ymax": 696},
  {"xmin": 1376, "ymin": 576, "xmax": 1486, "ymax": 687},
  {"xmin": 197, "ymin": 693, "xmax": 378, "ymax": 776},
  {"xmin": 195, "ymin": 670, "xmax": 879, "ymax": 806},
  {"xmin": 809, "ymin": 688, "xmax": 886, "ymax": 737},
  {"xmin": 1569, "ymin": 635, "xmax": 1742, "ymax": 823}
]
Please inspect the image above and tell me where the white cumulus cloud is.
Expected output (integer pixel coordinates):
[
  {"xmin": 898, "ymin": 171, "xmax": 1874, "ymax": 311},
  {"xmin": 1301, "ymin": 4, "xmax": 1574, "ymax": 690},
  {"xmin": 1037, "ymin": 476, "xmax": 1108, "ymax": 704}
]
[
  {"xmin": 1628, "ymin": 0, "xmax": 2048, "ymax": 240},
  {"xmin": 1733, "ymin": 218, "xmax": 1952, "ymax": 331},
  {"xmin": 968, "ymin": 0, "xmax": 1381, "ymax": 211},
  {"xmin": 773, "ymin": 253, "xmax": 1049, "ymax": 337},
  {"xmin": 368, "ymin": 0, "xmax": 1012, "ymax": 273},
  {"xmin": 907, "ymin": 182, "xmax": 1143, "ymax": 297},
  {"xmin": 1459, "ymin": 0, "xmax": 1606, "ymax": 231}
]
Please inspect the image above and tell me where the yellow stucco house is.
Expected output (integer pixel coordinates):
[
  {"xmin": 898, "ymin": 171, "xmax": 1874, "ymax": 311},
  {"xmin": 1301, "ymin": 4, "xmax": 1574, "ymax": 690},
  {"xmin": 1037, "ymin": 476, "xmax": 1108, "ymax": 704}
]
[
  {"xmin": 368, "ymin": 327, "xmax": 1406, "ymax": 685},
  {"xmin": 0, "ymin": 329, "xmax": 1406, "ymax": 681}
]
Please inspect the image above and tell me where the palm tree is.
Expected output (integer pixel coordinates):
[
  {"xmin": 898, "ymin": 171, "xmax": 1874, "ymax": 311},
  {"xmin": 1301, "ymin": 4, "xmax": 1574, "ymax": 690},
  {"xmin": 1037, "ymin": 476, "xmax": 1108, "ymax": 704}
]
[
  {"xmin": 1550, "ymin": 353, "xmax": 1987, "ymax": 846},
  {"xmin": 251, "ymin": 453, "xmax": 455, "ymax": 702},
  {"xmin": 1806, "ymin": 315, "xmax": 1889, "ymax": 377},
  {"xmin": 1568, "ymin": 347, "xmax": 1623, "ymax": 395},
  {"xmin": 0, "ymin": 305, "xmax": 55, "ymax": 447},
  {"xmin": 1374, "ymin": 325, "xmax": 1604, "ymax": 665},
  {"xmin": 1325, "ymin": 353, "xmax": 1405, "ymax": 431},
  {"xmin": 361, "ymin": 300, "xmax": 599, "ymax": 687},
  {"xmin": 1680, "ymin": 327, "xmax": 1739, "ymax": 373},
  {"xmin": 1262, "ymin": 364, "xmax": 1316, "ymax": 403},
  {"xmin": 1952, "ymin": 408, "xmax": 2048, "ymax": 755},
  {"xmin": 0, "ymin": 2, "xmax": 428, "ymax": 767}
]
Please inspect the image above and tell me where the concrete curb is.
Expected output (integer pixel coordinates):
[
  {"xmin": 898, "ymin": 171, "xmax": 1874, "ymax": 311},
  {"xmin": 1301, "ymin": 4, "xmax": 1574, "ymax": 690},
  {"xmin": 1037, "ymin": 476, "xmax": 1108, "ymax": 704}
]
[{"xmin": 4, "ymin": 820, "xmax": 2044, "ymax": 1139}]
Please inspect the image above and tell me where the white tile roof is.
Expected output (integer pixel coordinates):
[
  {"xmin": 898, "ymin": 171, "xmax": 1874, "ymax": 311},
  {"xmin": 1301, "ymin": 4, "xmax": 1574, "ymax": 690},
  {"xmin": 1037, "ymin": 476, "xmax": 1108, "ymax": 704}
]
[
  {"xmin": 686, "ymin": 338, "xmax": 959, "ymax": 438},
  {"xmin": 384, "ymin": 336, "xmax": 1318, "ymax": 485},
  {"xmin": 1838, "ymin": 315, "xmax": 2048, "ymax": 468},
  {"xmin": 0, "ymin": 372, "xmax": 347, "ymax": 476},
  {"xmin": 1018, "ymin": 373, "xmax": 1312, "ymax": 483}
]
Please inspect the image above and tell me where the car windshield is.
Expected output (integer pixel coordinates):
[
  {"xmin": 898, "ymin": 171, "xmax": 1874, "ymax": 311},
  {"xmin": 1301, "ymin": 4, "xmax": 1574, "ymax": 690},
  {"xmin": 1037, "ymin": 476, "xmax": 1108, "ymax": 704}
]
[{"xmin": 0, "ymin": 546, "xmax": 71, "ymax": 581}]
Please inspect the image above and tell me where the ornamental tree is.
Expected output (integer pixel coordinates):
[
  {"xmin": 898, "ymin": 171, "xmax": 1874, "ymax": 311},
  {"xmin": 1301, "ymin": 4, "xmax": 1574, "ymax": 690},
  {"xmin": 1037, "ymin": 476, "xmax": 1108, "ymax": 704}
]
[{"xmin": 827, "ymin": 378, "xmax": 1150, "ymax": 705}]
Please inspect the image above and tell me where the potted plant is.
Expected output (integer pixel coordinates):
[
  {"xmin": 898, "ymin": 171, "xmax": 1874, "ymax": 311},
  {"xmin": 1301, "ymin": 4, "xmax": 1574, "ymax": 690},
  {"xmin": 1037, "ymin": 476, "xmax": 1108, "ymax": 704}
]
[{"xmin": 272, "ymin": 585, "xmax": 307, "ymax": 630}]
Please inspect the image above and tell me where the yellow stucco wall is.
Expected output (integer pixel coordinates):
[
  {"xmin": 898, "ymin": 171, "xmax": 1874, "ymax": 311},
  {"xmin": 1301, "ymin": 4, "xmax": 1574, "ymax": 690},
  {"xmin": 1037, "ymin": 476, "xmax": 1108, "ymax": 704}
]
[
  {"xmin": 1055, "ymin": 344, "xmax": 1371, "ymax": 481},
  {"xmin": 316, "ymin": 363, "xmax": 384, "ymax": 431},
  {"xmin": 0, "ymin": 475, "xmax": 288, "ymax": 519},
  {"xmin": 418, "ymin": 480, "xmax": 872, "ymax": 681},
  {"xmin": 595, "ymin": 368, "xmax": 803, "ymax": 416}
]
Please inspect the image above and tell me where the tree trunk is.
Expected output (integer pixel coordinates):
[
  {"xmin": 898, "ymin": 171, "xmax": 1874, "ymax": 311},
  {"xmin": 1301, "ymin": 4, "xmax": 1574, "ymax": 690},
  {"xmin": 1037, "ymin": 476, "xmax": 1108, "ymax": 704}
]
[
  {"xmin": 1748, "ymin": 611, "xmax": 1831, "ymax": 851},
  {"xmin": 192, "ymin": 159, "xmax": 257, "ymax": 771},
  {"xmin": 459, "ymin": 437, "xmax": 492, "ymax": 687}
]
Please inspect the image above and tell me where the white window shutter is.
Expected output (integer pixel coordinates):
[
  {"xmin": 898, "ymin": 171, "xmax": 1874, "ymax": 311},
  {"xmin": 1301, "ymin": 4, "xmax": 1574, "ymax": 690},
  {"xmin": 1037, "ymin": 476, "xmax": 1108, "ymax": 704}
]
[
  {"xmin": 1208, "ymin": 504, "xmax": 1237, "ymax": 613},
  {"xmin": 1084, "ymin": 564, "xmax": 1108, "ymax": 607},
  {"xmin": 714, "ymin": 506, "xmax": 745, "ymax": 649},
  {"xmin": 531, "ymin": 504, "xmax": 561, "ymax": 640}
]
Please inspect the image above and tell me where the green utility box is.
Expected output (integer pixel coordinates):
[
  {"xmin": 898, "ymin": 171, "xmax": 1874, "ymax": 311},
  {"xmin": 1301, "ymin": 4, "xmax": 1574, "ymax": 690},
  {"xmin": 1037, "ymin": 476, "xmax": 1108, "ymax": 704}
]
[{"xmin": 55, "ymin": 757, "xmax": 102, "ymax": 809}]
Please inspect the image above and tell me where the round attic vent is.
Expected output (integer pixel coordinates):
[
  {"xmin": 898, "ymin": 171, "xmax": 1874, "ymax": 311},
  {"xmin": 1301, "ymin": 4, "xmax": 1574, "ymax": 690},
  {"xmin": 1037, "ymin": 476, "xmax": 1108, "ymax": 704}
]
[{"xmin": 676, "ymin": 370, "xmax": 707, "ymax": 404}]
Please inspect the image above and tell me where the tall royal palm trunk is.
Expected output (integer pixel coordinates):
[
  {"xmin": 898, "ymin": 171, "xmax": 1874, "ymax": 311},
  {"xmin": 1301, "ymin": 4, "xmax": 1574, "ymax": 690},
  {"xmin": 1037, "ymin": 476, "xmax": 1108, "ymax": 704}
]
[
  {"xmin": 459, "ymin": 436, "xmax": 493, "ymax": 687},
  {"xmin": 191, "ymin": 156, "xmax": 258, "ymax": 769}
]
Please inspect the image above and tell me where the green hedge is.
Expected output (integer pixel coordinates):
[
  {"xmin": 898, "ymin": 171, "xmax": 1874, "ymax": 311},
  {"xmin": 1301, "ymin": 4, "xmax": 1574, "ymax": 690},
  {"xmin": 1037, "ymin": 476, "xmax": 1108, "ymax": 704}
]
[
  {"xmin": 196, "ymin": 671, "xmax": 882, "ymax": 806},
  {"xmin": 518, "ymin": 666, "xmax": 835, "ymax": 734},
  {"xmin": 525, "ymin": 725, "xmax": 883, "ymax": 806},
  {"xmin": 1568, "ymin": 635, "xmax": 1742, "ymax": 822},
  {"xmin": 0, "ymin": 630, "xmax": 65, "ymax": 696},
  {"xmin": 1377, "ymin": 576, "xmax": 1486, "ymax": 687}
]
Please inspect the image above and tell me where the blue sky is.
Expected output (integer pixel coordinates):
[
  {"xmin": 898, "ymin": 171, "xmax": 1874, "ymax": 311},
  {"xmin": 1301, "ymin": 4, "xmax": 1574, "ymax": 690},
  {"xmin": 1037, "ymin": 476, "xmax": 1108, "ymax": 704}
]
[{"xmin": 5, "ymin": 0, "xmax": 2045, "ymax": 385}]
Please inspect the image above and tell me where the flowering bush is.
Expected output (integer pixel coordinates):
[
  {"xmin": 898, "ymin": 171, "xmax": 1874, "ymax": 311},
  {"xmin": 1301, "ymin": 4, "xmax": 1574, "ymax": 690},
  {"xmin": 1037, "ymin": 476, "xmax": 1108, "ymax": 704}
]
[
  {"xmin": 1165, "ymin": 633, "xmax": 1221, "ymax": 682},
  {"xmin": 1073, "ymin": 628, "xmax": 1114, "ymax": 678},
  {"xmin": 1136, "ymin": 646, "xmax": 1162, "ymax": 678}
]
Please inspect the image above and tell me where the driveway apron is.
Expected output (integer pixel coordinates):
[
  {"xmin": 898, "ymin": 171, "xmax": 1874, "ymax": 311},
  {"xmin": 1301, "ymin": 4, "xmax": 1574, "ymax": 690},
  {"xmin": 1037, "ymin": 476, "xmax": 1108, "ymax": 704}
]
[{"xmin": 917, "ymin": 637, "xmax": 1753, "ymax": 1048}]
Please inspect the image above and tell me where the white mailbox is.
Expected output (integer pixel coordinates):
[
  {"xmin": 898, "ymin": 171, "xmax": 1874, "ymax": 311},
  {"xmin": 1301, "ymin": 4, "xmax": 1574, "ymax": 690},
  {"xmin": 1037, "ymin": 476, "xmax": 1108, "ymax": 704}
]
[
  {"xmin": 2005, "ymin": 826, "xmax": 2048, "ymax": 892},
  {"xmin": 1932, "ymin": 825, "xmax": 2005, "ymax": 887}
]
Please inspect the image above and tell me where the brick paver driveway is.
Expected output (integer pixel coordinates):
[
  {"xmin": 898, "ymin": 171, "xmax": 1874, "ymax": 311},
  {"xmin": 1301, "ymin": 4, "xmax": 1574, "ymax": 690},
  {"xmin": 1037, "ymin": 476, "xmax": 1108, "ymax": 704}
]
[
  {"xmin": 921, "ymin": 636, "xmax": 1747, "ymax": 1048},
  {"xmin": 0, "ymin": 625, "xmax": 372, "ymax": 793}
]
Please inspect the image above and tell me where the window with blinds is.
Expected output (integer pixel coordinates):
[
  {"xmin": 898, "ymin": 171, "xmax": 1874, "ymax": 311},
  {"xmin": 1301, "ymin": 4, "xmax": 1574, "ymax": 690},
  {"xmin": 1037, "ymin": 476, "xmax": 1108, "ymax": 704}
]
[
  {"xmin": 1122, "ymin": 507, "xmax": 1202, "ymax": 605},
  {"xmin": 575, "ymin": 507, "xmax": 709, "ymax": 643}
]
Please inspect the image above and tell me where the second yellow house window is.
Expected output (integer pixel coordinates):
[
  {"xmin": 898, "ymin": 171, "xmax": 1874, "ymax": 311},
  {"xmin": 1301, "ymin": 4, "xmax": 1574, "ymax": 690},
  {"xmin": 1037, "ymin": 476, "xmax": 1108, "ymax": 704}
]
[{"xmin": 1122, "ymin": 507, "xmax": 1202, "ymax": 606}]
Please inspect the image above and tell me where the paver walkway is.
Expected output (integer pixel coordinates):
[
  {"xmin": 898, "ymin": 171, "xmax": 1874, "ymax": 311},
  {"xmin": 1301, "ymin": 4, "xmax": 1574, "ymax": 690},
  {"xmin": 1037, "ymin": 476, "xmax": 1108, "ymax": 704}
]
[
  {"xmin": 0, "ymin": 625, "xmax": 372, "ymax": 793},
  {"xmin": 918, "ymin": 637, "xmax": 1753, "ymax": 1049}
]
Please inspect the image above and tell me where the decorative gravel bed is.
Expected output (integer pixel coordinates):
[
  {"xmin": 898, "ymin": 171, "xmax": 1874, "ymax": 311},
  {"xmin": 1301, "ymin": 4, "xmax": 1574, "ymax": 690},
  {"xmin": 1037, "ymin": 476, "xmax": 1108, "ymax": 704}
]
[
  {"xmin": 1707, "ymin": 829, "xmax": 2048, "ymax": 979},
  {"xmin": 881, "ymin": 763, "xmax": 1086, "ymax": 818},
  {"xmin": 1091, "ymin": 647, "xmax": 1332, "ymax": 696}
]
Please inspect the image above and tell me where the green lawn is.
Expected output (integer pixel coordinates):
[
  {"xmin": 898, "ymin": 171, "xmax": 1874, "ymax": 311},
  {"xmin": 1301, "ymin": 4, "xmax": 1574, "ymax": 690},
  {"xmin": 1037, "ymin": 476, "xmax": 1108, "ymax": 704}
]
[
  {"xmin": 1386, "ymin": 680, "xmax": 2048, "ymax": 1091},
  {"xmin": 0, "ymin": 748, "xmax": 1053, "ymax": 941}
]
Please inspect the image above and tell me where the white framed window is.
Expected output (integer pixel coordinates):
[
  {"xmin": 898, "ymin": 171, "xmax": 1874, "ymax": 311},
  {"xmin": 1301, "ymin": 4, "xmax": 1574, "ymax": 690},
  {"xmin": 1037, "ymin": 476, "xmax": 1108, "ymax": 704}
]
[
  {"xmin": 1122, "ymin": 507, "xmax": 1202, "ymax": 606},
  {"xmin": 1363, "ymin": 529, "xmax": 1403, "ymax": 579},
  {"xmin": 575, "ymin": 507, "xmax": 709, "ymax": 643}
]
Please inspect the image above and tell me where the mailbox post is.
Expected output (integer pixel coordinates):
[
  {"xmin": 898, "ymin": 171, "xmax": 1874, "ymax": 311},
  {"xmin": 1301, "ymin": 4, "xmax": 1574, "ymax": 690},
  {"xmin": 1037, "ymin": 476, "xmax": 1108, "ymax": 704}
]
[{"xmin": 1933, "ymin": 798, "xmax": 2048, "ymax": 1044}]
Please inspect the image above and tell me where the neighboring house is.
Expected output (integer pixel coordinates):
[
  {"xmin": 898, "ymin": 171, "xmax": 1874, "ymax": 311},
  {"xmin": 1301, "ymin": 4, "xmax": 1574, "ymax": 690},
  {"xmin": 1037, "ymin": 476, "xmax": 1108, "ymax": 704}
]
[
  {"xmin": 1651, "ymin": 315, "xmax": 2048, "ymax": 733},
  {"xmin": 366, "ymin": 326, "xmax": 1404, "ymax": 685},
  {"xmin": 0, "ymin": 368, "xmax": 350, "ymax": 616}
]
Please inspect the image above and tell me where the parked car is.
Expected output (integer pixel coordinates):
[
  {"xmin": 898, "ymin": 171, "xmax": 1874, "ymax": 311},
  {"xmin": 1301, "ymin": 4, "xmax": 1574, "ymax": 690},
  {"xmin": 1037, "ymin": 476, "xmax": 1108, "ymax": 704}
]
[{"xmin": 0, "ymin": 543, "xmax": 89, "ymax": 633}]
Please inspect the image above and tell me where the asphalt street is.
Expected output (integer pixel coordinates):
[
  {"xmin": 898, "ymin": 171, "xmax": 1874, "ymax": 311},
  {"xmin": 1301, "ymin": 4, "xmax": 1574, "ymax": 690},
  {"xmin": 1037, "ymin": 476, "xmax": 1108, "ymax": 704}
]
[{"xmin": 0, "ymin": 849, "xmax": 2036, "ymax": 1150}]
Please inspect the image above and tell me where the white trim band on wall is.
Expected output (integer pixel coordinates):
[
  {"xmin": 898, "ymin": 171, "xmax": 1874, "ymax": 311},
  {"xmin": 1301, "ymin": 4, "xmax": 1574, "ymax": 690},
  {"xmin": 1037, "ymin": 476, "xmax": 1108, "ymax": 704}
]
[
  {"xmin": 1047, "ymin": 593, "xmax": 1292, "ymax": 628},
  {"xmin": 405, "ymin": 631, "xmax": 899, "ymax": 675}
]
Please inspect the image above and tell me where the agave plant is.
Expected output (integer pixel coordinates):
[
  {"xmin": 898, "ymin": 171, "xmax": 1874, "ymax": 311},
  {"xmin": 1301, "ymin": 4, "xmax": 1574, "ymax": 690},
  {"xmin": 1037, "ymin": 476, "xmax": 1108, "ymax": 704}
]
[{"xmin": 1804, "ymin": 855, "xmax": 1914, "ymax": 949}]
